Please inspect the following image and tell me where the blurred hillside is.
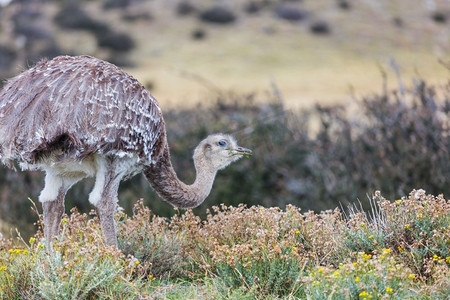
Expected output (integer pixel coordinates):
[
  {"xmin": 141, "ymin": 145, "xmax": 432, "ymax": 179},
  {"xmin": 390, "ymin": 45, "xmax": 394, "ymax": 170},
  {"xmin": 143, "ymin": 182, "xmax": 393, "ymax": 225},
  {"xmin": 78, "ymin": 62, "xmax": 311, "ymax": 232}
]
[{"xmin": 0, "ymin": 0, "xmax": 448, "ymax": 107}]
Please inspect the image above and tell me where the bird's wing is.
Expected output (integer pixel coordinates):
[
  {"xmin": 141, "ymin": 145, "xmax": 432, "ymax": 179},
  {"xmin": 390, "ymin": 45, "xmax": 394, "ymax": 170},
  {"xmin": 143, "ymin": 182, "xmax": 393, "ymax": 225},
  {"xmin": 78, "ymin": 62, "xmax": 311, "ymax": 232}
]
[{"xmin": 0, "ymin": 56, "xmax": 164, "ymax": 164}]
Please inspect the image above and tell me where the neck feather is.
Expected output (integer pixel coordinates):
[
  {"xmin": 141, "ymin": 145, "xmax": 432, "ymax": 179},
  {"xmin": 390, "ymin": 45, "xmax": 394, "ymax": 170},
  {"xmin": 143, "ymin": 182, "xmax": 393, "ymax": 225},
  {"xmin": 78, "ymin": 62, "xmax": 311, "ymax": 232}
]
[{"xmin": 143, "ymin": 145, "xmax": 217, "ymax": 209}]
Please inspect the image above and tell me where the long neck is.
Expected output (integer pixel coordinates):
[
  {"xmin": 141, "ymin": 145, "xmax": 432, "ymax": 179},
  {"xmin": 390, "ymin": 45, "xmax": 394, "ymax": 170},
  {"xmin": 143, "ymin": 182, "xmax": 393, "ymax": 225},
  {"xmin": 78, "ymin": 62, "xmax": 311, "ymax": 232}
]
[{"xmin": 143, "ymin": 145, "xmax": 217, "ymax": 209}]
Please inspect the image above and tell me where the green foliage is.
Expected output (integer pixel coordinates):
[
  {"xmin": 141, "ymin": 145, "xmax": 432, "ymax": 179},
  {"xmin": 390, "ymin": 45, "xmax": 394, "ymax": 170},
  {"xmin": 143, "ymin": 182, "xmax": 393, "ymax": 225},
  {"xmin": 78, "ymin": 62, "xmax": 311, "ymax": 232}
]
[
  {"xmin": 0, "ymin": 246, "xmax": 34, "ymax": 298},
  {"xmin": 117, "ymin": 200, "xmax": 186, "ymax": 279},
  {"xmin": 216, "ymin": 248, "xmax": 306, "ymax": 297},
  {"xmin": 0, "ymin": 211, "xmax": 141, "ymax": 299},
  {"xmin": 306, "ymin": 252, "xmax": 420, "ymax": 299},
  {"xmin": 31, "ymin": 248, "xmax": 124, "ymax": 299}
]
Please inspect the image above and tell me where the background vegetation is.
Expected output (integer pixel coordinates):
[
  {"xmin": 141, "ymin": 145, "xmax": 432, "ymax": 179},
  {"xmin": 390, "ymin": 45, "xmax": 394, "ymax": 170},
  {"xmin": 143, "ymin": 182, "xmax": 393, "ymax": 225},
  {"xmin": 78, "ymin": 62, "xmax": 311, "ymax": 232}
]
[{"xmin": 0, "ymin": 77, "xmax": 449, "ymax": 238}]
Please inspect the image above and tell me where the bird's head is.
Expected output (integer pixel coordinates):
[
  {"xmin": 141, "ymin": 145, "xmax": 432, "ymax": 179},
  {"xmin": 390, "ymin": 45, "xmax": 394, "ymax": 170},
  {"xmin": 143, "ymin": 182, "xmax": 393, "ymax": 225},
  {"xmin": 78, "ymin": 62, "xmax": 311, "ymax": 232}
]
[{"xmin": 194, "ymin": 134, "xmax": 252, "ymax": 171}]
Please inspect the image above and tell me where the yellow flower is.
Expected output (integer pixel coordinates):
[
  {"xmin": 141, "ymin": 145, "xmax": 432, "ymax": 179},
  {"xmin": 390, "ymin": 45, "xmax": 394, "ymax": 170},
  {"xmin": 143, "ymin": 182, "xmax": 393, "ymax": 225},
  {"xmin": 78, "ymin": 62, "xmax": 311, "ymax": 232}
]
[
  {"xmin": 382, "ymin": 248, "xmax": 392, "ymax": 255},
  {"xmin": 368, "ymin": 235, "xmax": 374, "ymax": 240},
  {"xmin": 318, "ymin": 267, "xmax": 324, "ymax": 273},
  {"xmin": 398, "ymin": 246, "xmax": 404, "ymax": 251},
  {"xmin": 404, "ymin": 224, "xmax": 410, "ymax": 229},
  {"xmin": 0, "ymin": 266, "xmax": 6, "ymax": 271},
  {"xmin": 292, "ymin": 246, "xmax": 297, "ymax": 252},
  {"xmin": 22, "ymin": 250, "xmax": 29, "ymax": 255},
  {"xmin": 38, "ymin": 243, "xmax": 44, "ymax": 249},
  {"xmin": 295, "ymin": 230, "xmax": 300, "ymax": 235},
  {"xmin": 29, "ymin": 237, "xmax": 36, "ymax": 244},
  {"xmin": 396, "ymin": 199, "xmax": 402, "ymax": 204},
  {"xmin": 62, "ymin": 218, "xmax": 68, "ymax": 224},
  {"xmin": 352, "ymin": 262, "xmax": 357, "ymax": 266},
  {"xmin": 386, "ymin": 286, "xmax": 393, "ymax": 294},
  {"xmin": 135, "ymin": 260, "xmax": 140, "ymax": 265},
  {"xmin": 446, "ymin": 256, "xmax": 450, "ymax": 263},
  {"xmin": 416, "ymin": 213, "xmax": 423, "ymax": 219},
  {"xmin": 148, "ymin": 274, "xmax": 156, "ymax": 281},
  {"xmin": 359, "ymin": 290, "xmax": 368, "ymax": 297},
  {"xmin": 408, "ymin": 274, "xmax": 416, "ymax": 279},
  {"xmin": 362, "ymin": 253, "xmax": 372, "ymax": 261},
  {"xmin": 355, "ymin": 276, "xmax": 360, "ymax": 283},
  {"xmin": 333, "ymin": 271, "xmax": 340, "ymax": 277},
  {"xmin": 433, "ymin": 254, "xmax": 441, "ymax": 261}
]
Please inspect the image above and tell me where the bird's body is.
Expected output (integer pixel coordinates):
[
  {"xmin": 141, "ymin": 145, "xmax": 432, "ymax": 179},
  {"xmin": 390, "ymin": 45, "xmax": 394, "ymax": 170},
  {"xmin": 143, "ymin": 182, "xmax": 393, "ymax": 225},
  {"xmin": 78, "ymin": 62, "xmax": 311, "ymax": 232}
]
[
  {"xmin": 0, "ymin": 55, "xmax": 251, "ymax": 247},
  {"xmin": 0, "ymin": 55, "xmax": 164, "ymax": 168}
]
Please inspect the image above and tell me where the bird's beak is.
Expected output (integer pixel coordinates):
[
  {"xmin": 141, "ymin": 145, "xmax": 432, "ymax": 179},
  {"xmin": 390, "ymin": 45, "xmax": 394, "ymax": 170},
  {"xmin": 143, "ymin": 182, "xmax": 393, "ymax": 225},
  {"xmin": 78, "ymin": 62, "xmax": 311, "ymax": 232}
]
[{"xmin": 233, "ymin": 146, "xmax": 253, "ymax": 158}]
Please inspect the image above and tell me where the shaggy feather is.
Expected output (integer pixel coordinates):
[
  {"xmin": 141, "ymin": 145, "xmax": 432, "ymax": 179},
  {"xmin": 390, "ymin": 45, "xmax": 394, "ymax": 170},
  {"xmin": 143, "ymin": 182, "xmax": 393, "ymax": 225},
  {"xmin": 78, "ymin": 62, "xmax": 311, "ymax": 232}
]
[{"xmin": 0, "ymin": 55, "xmax": 164, "ymax": 166}]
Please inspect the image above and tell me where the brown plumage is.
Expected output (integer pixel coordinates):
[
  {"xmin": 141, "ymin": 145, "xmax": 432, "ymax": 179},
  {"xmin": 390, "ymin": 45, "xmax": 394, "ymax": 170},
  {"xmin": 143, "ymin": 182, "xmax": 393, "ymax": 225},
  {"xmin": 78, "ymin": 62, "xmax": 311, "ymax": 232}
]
[
  {"xmin": 0, "ymin": 55, "xmax": 163, "ymax": 166},
  {"xmin": 0, "ymin": 55, "xmax": 252, "ymax": 247}
]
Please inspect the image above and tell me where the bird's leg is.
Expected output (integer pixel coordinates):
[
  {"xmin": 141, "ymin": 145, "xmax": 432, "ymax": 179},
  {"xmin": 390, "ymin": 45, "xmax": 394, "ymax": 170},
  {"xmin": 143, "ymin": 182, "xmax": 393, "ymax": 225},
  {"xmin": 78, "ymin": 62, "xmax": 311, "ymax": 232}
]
[
  {"xmin": 42, "ymin": 188, "xmax": 65, "ymax": 249},
  {"xmin": 40, "ymin": 172, "xmax": 81, "ymax": 248},
  {"xmin": 89, "ymin": 157, "xmax": 122, "ymax": 247},
  {"xmin": 96, "ymin": 194, "xmax": 118, "ymax": 247}
]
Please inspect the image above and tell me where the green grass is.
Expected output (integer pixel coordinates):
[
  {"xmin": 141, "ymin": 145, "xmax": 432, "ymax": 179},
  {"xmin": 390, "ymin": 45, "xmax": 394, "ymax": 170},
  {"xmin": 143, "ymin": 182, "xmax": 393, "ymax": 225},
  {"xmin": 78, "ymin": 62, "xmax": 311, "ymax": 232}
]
[{"xmin": 0, "ymin": 190, "xmax": 448, "ymax": 299}]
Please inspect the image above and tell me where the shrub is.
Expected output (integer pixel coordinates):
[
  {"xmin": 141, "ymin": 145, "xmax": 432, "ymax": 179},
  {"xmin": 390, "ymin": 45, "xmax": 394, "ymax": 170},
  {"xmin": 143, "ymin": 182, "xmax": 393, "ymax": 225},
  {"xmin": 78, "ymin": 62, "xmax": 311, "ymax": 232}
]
[
  {"xmin": 275, "ymin": 4, "xmax": 309, "ymax": 21},
  {"xmin": 0, "ymin": 208, "xmax": 142, "ymax": 299},
  {"xmin": 191, "ymin": 28, "xmax": 206, "ymax": 40},
  {"xmin": 338, "ymin": 0, "xmax": 351, "ymax": 10},
  {"xmin": 97, "ymin": 31, "xmax": 135, "ymax": 52},
  {"xmin": 102, "ymin": 0, "xmax": 132, "ymax": 10},
  {"xmin": 0, "ymin": 190, "xmax": 448, "ymax": 298},
  {"xmin": 118, "ymin": 200, "xmax": 187, "ymax": 280},
  {"xmin": 199, "ymin": 6, "xmax": 237, "ymax": 24},
  {"xmin": 176, "ymin": 1, "xmax": 197, "ymax": 16},
  {"xmin": 54, "ymin": 3, "xmax": 108, "ymax": 34},
  {"xmin": 309, "ymin": 20, "xmax": 331, "ymax": 35},
  {"xmin": 243, "ymin": 2, "xmax": 262, "ymax": 14},
  {"xmin": 122, "ymin": 11, "xmax": 152, "ymax": 22},
  {"xmin": 54, "ymin": 3, "xmax": 135, "ymax": 53},
  {"xmin": 431, "ymin": 11, "xmax": 447, "ymax": 24},
  {"xmin": 0, "ymin": 45, "xmax": 17, "ymax": 70},
  {"xmin": 169, "ymin": 190, "xmax": 449, "ymax": 298}
]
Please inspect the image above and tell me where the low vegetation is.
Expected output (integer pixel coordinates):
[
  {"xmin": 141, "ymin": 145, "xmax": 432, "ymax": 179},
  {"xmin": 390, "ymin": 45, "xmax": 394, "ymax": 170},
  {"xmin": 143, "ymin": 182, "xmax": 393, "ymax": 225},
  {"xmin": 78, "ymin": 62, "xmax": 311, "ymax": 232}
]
[{"xmin": 0, "ymin": 190, "xmax": 448, "ymax": 298}]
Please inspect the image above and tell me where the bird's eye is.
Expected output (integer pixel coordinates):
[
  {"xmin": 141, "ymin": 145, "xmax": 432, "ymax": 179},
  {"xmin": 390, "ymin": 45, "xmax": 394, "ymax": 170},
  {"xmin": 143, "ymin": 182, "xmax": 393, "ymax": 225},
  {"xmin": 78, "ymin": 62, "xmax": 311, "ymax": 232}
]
[{"xmin": 218, "ymin": 140, "xmax": 227, "ymax": 147}]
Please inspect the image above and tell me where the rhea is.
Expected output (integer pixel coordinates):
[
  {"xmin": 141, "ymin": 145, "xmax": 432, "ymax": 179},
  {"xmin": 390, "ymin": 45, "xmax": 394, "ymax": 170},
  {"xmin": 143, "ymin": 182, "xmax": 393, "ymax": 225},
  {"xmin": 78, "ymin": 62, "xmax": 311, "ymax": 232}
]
[{"xmin": 0, "ymin": 55, "xmax": 251, "ymax": 247}]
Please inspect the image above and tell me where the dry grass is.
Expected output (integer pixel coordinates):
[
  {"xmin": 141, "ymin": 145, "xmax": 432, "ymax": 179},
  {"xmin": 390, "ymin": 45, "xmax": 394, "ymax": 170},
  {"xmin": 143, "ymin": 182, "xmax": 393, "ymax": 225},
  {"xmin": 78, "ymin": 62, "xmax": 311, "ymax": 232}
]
[{"xmin": 0, "ymin": 190, "xmax": 448, "ymax": 299}]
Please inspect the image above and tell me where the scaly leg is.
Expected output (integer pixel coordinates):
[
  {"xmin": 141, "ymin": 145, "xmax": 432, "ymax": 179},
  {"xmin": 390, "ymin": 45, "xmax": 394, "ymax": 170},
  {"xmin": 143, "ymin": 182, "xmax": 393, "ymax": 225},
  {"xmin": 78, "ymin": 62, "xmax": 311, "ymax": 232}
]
[
  {"xmin": 42, "ymin": 189, "xmax": 65, "ymax": 249},
  {"xmin": 40, "ymin": 171, "xmax": 81, "ymax": 248},
  {"xmin": 89, "ymin": 157, "xmax": 123, "ymax": 247}
]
